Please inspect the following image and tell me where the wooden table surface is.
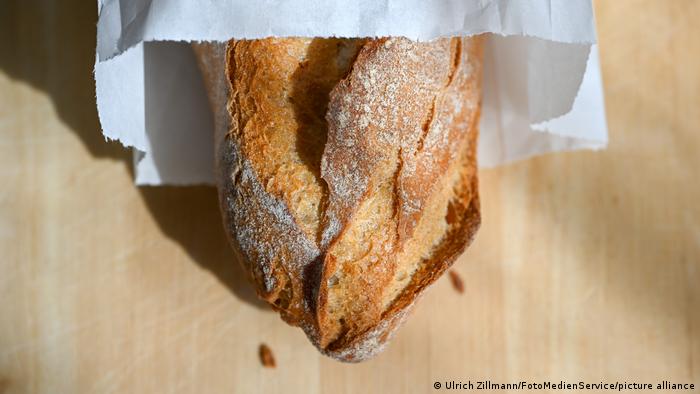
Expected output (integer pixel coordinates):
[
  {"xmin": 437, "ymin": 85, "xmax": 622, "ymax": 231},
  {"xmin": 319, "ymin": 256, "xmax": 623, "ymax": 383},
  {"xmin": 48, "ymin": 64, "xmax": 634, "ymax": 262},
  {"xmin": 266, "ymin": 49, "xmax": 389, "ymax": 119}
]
[{"xmin": 1, "ymin": 1, "xmax": 699, "ymax": 393}]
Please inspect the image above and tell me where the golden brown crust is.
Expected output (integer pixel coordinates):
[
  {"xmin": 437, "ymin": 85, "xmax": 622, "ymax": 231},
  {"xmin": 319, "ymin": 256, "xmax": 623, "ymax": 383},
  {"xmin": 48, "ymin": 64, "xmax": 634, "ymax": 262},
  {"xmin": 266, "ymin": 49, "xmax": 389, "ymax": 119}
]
[
  {"xmin": 316, "ymin": 37, "xmax": 482, "ymax": 353},
  {"xmin": 194, "ymin": 36, "xmax": 483, "ymax": 361}
]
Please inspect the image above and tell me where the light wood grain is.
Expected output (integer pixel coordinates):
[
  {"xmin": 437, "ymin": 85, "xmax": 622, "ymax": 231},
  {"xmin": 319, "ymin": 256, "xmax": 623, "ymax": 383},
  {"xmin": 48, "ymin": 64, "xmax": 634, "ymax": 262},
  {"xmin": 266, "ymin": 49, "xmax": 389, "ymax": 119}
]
[{"xmin": 1, "ymin": 1, "xmax": 699, "ymax": 393}]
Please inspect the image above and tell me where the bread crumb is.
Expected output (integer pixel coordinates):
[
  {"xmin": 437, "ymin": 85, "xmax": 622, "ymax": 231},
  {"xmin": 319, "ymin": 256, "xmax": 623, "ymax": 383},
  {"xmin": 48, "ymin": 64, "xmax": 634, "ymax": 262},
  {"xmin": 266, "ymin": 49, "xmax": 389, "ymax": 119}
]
[
  {"xmin": 448, "ymin": 270, "xmax": 464, "ymax": 294},
  {"xmin": 0, "ymin": 378, "xmax": 10, "ymax": 394},
  {"xmin": 259, "ymin": 344, "xmax": 276, "ymax": 368}
]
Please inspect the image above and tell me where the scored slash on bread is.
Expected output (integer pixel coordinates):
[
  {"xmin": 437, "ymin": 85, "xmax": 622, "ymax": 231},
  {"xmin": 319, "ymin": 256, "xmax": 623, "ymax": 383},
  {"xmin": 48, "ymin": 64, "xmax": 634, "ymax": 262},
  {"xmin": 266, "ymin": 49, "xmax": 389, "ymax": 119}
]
[{"xmin": 193, "ymin": 36, "xmax": 483, "ymax": 362}]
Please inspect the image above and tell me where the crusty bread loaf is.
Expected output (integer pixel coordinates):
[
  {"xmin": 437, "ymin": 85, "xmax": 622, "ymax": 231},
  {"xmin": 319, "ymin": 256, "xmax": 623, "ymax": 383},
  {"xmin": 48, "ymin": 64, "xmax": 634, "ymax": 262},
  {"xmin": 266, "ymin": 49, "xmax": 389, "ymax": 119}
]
[{"xmin": 193, "ymin": 36, "xmax": 482, "ymax": 362}]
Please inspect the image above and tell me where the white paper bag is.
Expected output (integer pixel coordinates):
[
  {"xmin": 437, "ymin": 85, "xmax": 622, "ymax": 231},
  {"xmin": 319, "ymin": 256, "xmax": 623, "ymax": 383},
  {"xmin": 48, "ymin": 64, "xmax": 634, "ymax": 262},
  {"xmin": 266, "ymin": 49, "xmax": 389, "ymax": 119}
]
[{"xmin": 94, "ymin": 0, "xmax": 607, "ymax": 185}]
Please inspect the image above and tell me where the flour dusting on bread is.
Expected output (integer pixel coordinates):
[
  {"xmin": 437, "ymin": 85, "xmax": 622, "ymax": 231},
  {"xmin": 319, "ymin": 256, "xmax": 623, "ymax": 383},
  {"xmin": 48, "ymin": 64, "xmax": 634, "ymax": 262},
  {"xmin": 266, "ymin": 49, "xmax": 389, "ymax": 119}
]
[{"xmin": 193, "ymin": 36, "xmax": 483, "ymax": 361}]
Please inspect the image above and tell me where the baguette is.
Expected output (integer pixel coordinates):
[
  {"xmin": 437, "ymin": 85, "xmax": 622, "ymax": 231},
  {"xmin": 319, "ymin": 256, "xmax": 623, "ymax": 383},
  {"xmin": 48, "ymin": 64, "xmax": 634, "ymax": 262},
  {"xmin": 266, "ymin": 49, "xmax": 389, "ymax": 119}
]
[{"xmin": 193, "ymin": 36, "xmax": 482, "ymax": 362}]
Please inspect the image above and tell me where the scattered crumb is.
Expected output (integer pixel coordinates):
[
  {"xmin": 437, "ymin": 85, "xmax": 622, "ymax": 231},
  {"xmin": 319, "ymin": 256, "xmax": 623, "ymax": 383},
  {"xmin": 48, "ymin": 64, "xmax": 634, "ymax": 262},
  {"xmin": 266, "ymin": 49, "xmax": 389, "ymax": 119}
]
[
  {"xmin": 0, "ymin": 378, "xmax": 9, "ymax": 394},
  {"xmin": 259, "ymin": 344, "xmax": 276, "ymax": 368},
  {"xmin": 448, "ymin": 270, "xmax": 464, "ymax": 294}
]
